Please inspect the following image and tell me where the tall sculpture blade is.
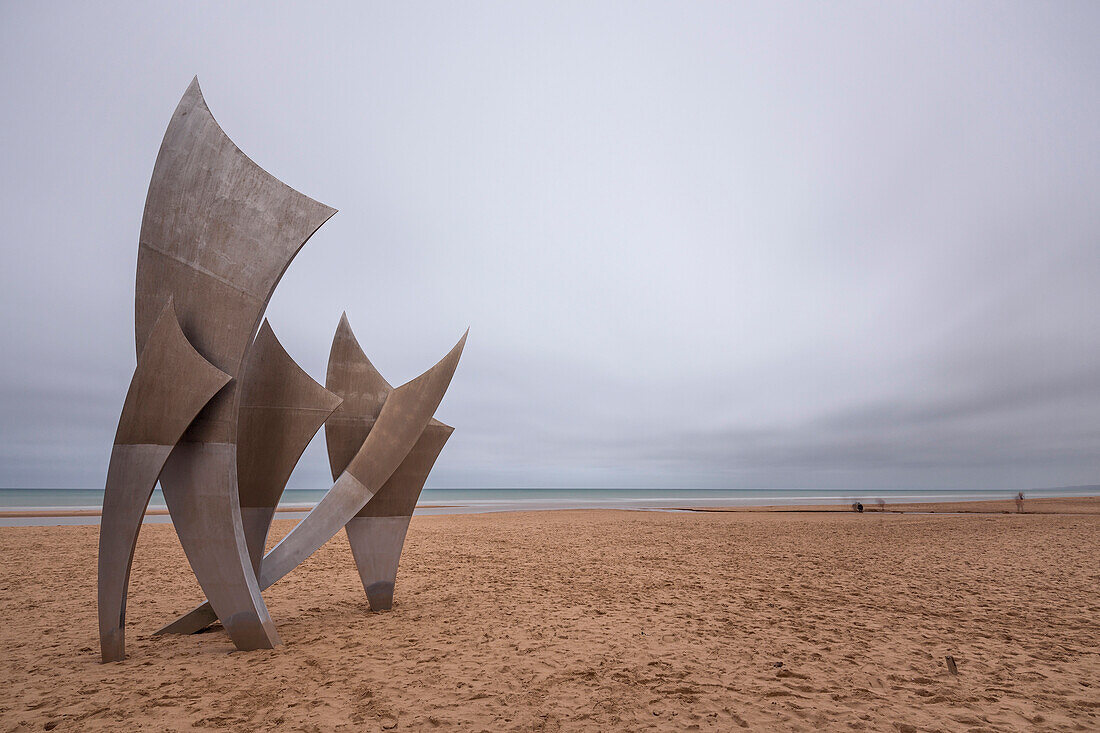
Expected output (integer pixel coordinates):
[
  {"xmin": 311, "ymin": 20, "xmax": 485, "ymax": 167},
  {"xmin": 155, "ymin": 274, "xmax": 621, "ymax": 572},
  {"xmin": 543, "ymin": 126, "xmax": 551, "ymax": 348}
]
[
  {"xmin": 158, "ymin": 329, "xmax": 466, "ymax": 634},
  {"xmin": 259, "ymin": 329, "xmax": 466, "ymax": 587},
  {"xmin": 327, "ymin": 313, "xmax": 454, "ymax": 610},
  {"xmin": 98, "ymin": 300, "xmax": 231, "ymax": 662},
  {"xmin": 135, "ymin": 76, "xmax": 336, "ymax": 652},
  {"xmin": 324, "ymin": 312, "xmax": 394, "ymax": 475},
  {"xmin": 236, "ymin": 320, "xmax": 343, "ymax": 574}
]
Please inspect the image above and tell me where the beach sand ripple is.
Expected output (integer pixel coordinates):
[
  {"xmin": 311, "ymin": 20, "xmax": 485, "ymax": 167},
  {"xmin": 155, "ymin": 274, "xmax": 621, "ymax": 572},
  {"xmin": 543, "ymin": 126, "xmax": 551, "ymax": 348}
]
[{"xmin": 1, "ymin": 502, "xmax": 1098, "ymax": 731}]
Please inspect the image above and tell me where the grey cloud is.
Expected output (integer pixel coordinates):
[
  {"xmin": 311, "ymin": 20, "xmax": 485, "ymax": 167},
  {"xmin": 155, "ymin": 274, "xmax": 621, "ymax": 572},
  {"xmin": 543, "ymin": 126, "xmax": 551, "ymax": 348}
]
[{"xmin": 1, "ymin": 2, "xmax": 1098, "ymax": 491}]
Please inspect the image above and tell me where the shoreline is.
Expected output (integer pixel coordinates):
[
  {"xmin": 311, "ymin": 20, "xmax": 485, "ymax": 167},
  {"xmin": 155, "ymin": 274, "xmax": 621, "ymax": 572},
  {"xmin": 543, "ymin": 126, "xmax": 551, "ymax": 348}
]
[
  {"xmin": 673, "ymin": 495, "xmax": 1100, "ymax": 515},
  {"xmin": 2, "ymin": 494, "xmax": 1097, "ymax": 521},
  {"xmin": 0, "ymin": 504, "xmax": 460, "ymax": 519}
]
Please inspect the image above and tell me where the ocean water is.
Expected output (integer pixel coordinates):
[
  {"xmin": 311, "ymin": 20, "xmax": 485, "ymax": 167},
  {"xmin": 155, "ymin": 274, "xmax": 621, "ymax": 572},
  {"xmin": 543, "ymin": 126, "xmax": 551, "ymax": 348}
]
[{"xmin": 1, "ymin": 485, "xmax": 1096, "ymax": 526}]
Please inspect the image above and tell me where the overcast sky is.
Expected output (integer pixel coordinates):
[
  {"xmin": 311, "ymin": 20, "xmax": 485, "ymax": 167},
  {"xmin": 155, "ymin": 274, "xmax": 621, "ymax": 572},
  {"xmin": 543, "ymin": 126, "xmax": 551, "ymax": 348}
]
[{"xmin": 1, "ymin": 2, "xmax": 1098, "ymax": 491}]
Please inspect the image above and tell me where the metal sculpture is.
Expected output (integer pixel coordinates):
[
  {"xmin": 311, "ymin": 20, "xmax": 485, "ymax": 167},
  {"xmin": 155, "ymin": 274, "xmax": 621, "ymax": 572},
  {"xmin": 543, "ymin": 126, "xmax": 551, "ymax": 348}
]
[
  {"xmin": 98, "ymin": 299, "xmax": 231, "ymax": 662},
  {"xmin": 159, "ymin": 314, "xmax": 458, "ymax": 634},
  {"xmin": 157, "ymin": 326, "xmax": 465, "ymax": 634},
  {"xmin": 98, "ymin": 78, "xmax": 465, "ymax": 661},
  {"xmin": 235, "ymin": 320, "xmax": 343, "ymax": 573},
  {"xmin": 327, "ymin": 314, "xmax": 455, "ymax": 611}
]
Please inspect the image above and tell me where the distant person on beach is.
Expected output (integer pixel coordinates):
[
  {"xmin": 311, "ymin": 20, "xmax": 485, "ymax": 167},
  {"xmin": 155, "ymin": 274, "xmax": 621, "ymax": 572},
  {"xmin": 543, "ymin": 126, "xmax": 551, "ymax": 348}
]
[{"xmin": 1016, "ymin": 492, "xmax": 1025, "ymax": 513}]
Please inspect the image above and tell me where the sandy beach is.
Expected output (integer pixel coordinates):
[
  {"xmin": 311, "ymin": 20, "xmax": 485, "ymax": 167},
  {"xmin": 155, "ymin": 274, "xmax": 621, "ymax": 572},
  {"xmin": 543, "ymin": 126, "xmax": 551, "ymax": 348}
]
[{"xmin": 2, "ymin": 500, "xmax": 1098, "ymax": 731}]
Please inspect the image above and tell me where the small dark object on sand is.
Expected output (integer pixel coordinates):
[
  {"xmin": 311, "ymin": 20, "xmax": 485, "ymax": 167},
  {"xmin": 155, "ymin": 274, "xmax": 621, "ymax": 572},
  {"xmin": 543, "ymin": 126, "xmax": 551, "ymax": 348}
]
[
  {"xmin": 852, "ymin": 502, "xmax": 864, "ymax": 513},
  {"xmin": 945, "ymin": 656, "xmax": 958, "ymax": 675}
]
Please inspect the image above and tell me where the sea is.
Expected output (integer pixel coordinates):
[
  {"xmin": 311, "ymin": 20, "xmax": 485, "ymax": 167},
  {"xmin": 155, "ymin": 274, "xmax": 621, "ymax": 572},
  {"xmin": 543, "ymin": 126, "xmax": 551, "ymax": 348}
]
[{"xmin": 1, "ymin": 485, "xmax": 1097, "ymax": 526}]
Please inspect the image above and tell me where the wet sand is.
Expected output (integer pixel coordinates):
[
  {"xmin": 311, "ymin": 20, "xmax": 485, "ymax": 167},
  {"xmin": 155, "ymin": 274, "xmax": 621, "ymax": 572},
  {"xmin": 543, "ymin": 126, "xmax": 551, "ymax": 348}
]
[
  {"xmin": 677, "ymin": 496, "xmax": 1100, "ymax": 515},
  {"xmin": 1, "ymin": 499, "xmax": 1097, "ymax": 731}
]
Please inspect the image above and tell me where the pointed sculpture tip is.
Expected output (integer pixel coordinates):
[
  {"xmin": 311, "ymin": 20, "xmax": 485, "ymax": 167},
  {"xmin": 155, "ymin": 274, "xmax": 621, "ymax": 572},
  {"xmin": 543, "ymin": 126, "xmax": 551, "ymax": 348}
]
[
  {"xmin": 178, "ymin": 76, "xmax": 207, "ymax": 117},
  {"xmin": 314, "ymin": 204, "xmax": 339, "ymax": 226},
  {"xmin": 333, "ymin": 311, "xmax": 366, "ymax": 359},
  {"xmin": 452, "ymin": 328, "xmax": 469, "ymax": 356}
]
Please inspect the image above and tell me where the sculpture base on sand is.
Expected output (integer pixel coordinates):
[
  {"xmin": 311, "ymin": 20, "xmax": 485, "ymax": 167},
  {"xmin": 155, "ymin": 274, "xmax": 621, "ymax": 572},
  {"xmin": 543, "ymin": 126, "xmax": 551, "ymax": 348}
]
[{"xmin": 345, "ymin": 516, "xmax": 413, "ymax": 610}]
